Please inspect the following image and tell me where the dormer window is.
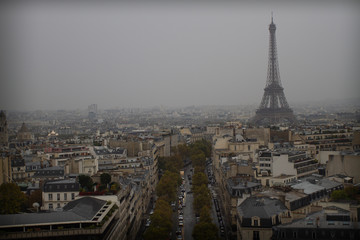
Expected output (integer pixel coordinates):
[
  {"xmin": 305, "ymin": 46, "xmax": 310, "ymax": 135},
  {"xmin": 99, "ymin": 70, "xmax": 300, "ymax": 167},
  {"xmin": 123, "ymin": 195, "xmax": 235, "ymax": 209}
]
[{"xmin": 252, "ymin": 216, "xmax": 260, "ymax": 227}]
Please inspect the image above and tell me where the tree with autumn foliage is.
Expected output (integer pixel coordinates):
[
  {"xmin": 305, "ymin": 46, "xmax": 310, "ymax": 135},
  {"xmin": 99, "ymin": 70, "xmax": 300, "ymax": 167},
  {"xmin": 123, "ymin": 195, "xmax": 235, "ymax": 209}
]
[
  {"xmin": 78, "ymin": 174, "xmax": 93, "ymax": 191},
  {"xmin": 192, "ymin": 172, "xmax": 208, "ymax": 189},
  {"xmin": 193, "ymin": 205, "xmax": 220, "ymax": 240},
  {"xmin": 192, "ymin": 221, "xmax": 219, "ymax": 240},
  {"xmin": 156, "ymin": 170, "xmax": 181, "ymax": 203},
  {"xmin": 143, "ymin": 197, "xmax": 173, "ymax": 240},
  {"xmin": 26, "ymin": 189, "xmax": 42, "ymax": 209},
  {"xmin": 158, "ymin": 155, "xmax": 183, "ymax": 173},
  {"xmin": 331, "ymin": 186, "xmax": 360, "ymax": 201},
  {"xmin": 0, "ymin": 182, "xmax": 26, "ymax": 214},
  {"xmin": 100, "ymin": 173, "xmax": 111, "ymax": 186},
  {"xmin": 193, "ymin": 184, "xmax": 211, "ymax": 215}
]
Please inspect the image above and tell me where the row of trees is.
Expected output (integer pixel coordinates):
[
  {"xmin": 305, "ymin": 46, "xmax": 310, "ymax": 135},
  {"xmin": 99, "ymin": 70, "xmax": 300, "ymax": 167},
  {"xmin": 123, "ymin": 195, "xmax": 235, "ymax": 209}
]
[
  {"xmin": 143, "ymin": 196, "xmax": 173, "ymax": 240},
  {"xmin": 186, "ymin": 140, "xmax": 219, "ymax": 240},
  {"xmin": 144, "ymin": 140, "xmax": 213, "ymax": 240},
  {"xmin": 144, "ymin": 170, "xmax": 181, "ymax": 240},
  {"xmin": 192, "ymin": 171, "xmax": 219, "ymax": 240}
]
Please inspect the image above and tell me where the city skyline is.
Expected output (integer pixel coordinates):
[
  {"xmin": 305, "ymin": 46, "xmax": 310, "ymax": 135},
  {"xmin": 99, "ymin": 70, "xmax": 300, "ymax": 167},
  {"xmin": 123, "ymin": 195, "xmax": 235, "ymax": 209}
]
[{"xmin": 1, "ymin": 1, "xmax": 359, "ymax": 111}]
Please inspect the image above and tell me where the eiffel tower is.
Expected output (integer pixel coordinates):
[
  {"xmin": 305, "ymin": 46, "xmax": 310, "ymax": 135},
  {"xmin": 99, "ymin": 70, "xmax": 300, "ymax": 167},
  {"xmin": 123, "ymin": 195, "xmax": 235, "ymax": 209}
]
[{"xmin": 252, "ymin": 16, "xmax": 296, "ymax": 125}]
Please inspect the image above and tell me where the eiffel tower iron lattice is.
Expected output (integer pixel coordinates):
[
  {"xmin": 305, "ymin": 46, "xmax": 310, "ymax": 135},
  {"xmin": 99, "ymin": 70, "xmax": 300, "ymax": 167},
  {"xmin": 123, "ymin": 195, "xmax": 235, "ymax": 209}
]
[{"xmin": 252, "ymin": 17, "xmax": 296, "ymax": 125}]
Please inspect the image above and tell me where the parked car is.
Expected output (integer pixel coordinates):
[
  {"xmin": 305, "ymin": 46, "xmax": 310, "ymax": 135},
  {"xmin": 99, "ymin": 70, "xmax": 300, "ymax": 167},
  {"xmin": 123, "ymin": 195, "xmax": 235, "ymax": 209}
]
[{"xmin": 176, "ymin": 227, "xmax": 182, "ymax": 235}]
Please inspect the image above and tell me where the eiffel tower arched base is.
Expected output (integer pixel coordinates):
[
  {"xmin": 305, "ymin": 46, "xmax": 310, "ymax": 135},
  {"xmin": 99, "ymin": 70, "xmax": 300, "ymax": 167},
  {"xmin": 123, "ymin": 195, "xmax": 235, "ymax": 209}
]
[{"xmin": 252, "ymin": 108, "xmax": 296, "ymax": 125}]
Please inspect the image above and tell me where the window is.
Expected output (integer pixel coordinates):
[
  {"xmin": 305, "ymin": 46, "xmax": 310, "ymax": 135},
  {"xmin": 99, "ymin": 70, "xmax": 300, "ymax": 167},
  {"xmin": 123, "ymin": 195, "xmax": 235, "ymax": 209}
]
[
  {"xmin": 64, "ymin": 193, "xmax": 67, "ymax": 201},
  {"xmin": 253, "ymin": 231, "xmax": 260, "ymax": 240},
  {"xmin": 254, "ymin": 219, "xmax": 259, "ymax": 226},
  {"xmin": 293, "ymin": 231, "xmax": 297, "ymax": 238},
  {"xmin": 49, "ymin": 203, "xmax": 53, "ymax": 210},
  {"xmin": 57, "ymin": 203, "xmax": 60, "ymax": 208},
  {"xmin": 57, "ymin": 193, "xmax": 60, "ymax": 201},
  {"xmin": 48, "ymin": 193, "xmax": 53, "ymax": 201},
  {"xmin": 71, "ymin": 193, "xmax": 75, "ymax": 200}
]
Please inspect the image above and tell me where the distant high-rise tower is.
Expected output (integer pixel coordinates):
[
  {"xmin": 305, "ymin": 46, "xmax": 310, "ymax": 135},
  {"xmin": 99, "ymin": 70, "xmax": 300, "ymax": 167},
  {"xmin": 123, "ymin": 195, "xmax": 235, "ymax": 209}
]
[
  {"xmin": 0, "ymin": 110, "xmax": 9, "ymax": 147},
  {"xmin": 88, "ymin": 104, "xmax": 98, "ymax": 120},
  {"xmin": 252, "ymin": 17, "xmax": 296, "ymax": 125}
]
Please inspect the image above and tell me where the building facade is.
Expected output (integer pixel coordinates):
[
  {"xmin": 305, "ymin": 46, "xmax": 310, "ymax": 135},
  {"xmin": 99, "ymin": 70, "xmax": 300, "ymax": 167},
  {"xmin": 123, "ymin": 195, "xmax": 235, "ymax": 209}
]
[{"xmin": 42, "ymin": 179, "xmax": 80, "ymax": 210}]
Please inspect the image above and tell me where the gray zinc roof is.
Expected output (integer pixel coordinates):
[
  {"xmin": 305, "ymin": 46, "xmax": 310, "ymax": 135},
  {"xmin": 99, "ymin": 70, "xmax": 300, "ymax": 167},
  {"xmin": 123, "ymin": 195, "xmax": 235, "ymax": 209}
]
[
  {"xmin": 228, "ymin": 179, "xmax": 261, "ymax": 190},
  {"xmin": 317, "ymin": 178, "xmax": 343, "ymax": 190},
  {"xmin": 0, "ymin": 197, "xmax": 107, "ymax": 227},
  {"xmin": 238, "ymin": 196, "xmax": 288, "ymax": 219},
  {"xmin": 33, "ymin": 166, "xmax": 64, "ymax": 178},
  {"xmin": 43, "ymin": 179, "xmax": 79, "ymax": 192},
  {"xmin": 291, "ymin": 181, "xmax": 326, "ymax": 194},
  {"xmin": 63, "ymin": 197, "xmax": 107, "ymax": 220}
]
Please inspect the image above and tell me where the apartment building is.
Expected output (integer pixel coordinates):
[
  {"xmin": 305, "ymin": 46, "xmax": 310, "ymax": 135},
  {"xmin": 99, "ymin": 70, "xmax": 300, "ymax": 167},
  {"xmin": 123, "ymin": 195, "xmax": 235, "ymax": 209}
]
[
  {"xmin": 11, "ymin": 157, "xmax": 26, "ymax": 181},
  {"xmin": 256, "ymin": 150, "xmax": 318, "ymax": 186},
  {"xmin": 326, "ymin": 152, "xmax": 360, "ymax": 183},
  {"xmin": 42, "ymin": 179, "xmax": 80, "ymax": 210},
  {"xmin": 236, "ymin": 196, "xmax": 291, "ymax": 240}
]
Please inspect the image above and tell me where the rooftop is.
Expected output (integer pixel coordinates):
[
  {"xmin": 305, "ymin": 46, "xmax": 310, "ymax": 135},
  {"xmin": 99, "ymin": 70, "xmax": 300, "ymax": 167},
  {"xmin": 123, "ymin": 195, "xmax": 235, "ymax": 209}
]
[
  {"xmin": 275, "ymin": 209, "xmax": 356, "ymax": 230},
  {"xmin": 0, "ymin": 197, "xmax": 108, "ymax": 228},
  {"xmin": 291, "ymin": 181, "xmax": 326, "ymax": 195},
  {"xmin": 238, "ymin": 196, "xmax": 288, "ymax": 219}
]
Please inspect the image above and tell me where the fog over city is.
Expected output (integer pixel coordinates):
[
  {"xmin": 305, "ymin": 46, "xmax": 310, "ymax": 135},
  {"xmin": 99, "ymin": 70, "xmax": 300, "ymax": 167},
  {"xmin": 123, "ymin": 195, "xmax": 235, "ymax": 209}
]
[{"xmin": 0, "ymin": 0, "xmax": 359, "ymax": 111}]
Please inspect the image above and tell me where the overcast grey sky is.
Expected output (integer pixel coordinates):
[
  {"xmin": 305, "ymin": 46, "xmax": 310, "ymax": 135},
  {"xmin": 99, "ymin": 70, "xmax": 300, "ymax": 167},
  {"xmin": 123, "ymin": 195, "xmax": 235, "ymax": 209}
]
[{"xmin": 0, "ymin": 0, "xmax": 359, "ymax": 111}]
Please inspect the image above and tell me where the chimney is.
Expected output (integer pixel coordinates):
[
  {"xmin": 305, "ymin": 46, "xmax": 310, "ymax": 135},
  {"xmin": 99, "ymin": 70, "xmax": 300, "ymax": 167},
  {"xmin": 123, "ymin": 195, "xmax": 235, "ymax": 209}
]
[
  {"xmin": 279, "ymin": 195, "xmax": 286, "ymax": 204},
  {"xmin": 316, "ymin": 216, "xmax": 320, "ymax": 227}
]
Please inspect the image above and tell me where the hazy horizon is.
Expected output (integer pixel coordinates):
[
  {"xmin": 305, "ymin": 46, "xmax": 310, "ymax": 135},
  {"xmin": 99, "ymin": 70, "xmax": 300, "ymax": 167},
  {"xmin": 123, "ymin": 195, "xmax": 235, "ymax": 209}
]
[{"xmin": 1, "ymin": 1, "xmax": 359, "ymax": 111}]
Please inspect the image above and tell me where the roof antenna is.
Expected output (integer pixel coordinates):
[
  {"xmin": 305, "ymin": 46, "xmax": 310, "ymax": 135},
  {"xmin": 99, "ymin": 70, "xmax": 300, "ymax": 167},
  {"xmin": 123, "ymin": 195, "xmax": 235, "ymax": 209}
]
[{"xmin": 271, "ymin": 11, "xmax": 274, "ymax": 23}]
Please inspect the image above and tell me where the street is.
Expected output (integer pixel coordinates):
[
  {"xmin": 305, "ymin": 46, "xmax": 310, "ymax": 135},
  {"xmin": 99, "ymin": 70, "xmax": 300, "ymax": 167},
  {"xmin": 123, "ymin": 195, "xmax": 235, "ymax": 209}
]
[{"xmin": 183, "ymin": 164, "xmax": 195, "ymax": 240}]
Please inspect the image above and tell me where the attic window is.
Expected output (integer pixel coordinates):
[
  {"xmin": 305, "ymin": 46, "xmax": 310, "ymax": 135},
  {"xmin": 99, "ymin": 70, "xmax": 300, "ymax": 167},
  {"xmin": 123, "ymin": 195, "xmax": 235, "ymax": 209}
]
[{"xmin": 252, "ymin": 217, "xmax": 260, "ymax": 227}]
